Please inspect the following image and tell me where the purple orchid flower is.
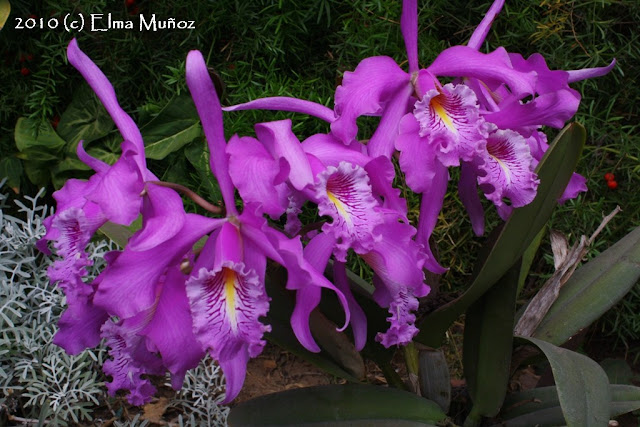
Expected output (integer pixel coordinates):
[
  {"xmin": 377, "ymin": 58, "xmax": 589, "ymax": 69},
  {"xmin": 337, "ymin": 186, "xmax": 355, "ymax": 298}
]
[
  {"xmin": 218, "ymin": 0, "xmax": 613, "ymax": 268},
  {"xmin": 48, "ymin": 42, "xmax": 352, "ymax": 405},
  {"xmin": 225, "ymin": 116, "xmax": 430, "ymax": 348},
  {"xmin": 331, "ymin": 0, "xmax": 614, "ymax": 242},
  {"xmin": 183, "ymin": 50, "xmax": 352, "ymax": 402},
  {"xmin": 42, "ymin": 39, "xmax": 187, "ymax": 356}
]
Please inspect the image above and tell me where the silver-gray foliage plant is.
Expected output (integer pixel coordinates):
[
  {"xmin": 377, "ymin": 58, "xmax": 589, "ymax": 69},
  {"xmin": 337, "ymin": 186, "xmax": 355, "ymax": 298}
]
[{"xmin": 0, "ymin": 180, "xmax": 228, "ymax": 426}]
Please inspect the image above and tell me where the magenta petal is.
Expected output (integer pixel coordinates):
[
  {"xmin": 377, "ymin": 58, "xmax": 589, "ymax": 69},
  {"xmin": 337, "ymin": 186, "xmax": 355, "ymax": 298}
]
[
  {"xmin": 333, "ymin": 261, "xmax": 367, "ymax": 351},
  {"xmin": 396, "ymin": 114, "xmax": 438, "ymax": 193},
  {"xmin": 567, "ymin": 59, "xmax": 616, "ymax": 83},
  {"xmin": 218, "ymin": 349, "xmax": 250, "ymax": 404},
  {"xmin": 290, "ymin": 232, "xmax": 335, "ymax": 352},
  {"xmin": 77, "ymin": 141, "xmax": 109, "ymax": 174},
  {"xmin": 227, "ymin": 135, "xmax": 289, "ymax": 217},
  {"xmin": 367, "ymin": 83, "xmax": 414, "ymax": 159},
  {"xmin": 140, "ymin": 266, "xmax": 204, "ymax": 390},
  {"xmin": 401, "ymin": 0, "xmax": 418, "ymax": 73},
  {"xmin": 558, "ymin": 172, "xmax": 587, "ymax": 204},
  {"xmin": 54, "ymin": 284, "xmax": 109, "ymax": 354},
  {"xmin": 364, "ymin": 223, "xmax": 428, "ymax": 297},
  {"xmin": 86, "ymin": 141, "xmax": 144, "ymax": 225},
  {"xmin": 67, "ymin": 39, "xmax": 145, "ymax": 169},
  {"xmin": 291, "ymin": 284, "xmax": 323, "ymax": 353},
  {"xmin": 332, "ymin": 56, "xmax": 411, "ymax": 144},
  {"xmin": 302, "ymin": 133, "xmax": 370, "ymax": 168},
  {"xmin": 95, "ymin": 214, "xmax": 225, "ymax": 318},
  {"xmin": 467, "ymin": 0, "xmax": 505, "ymax": 50},
  {"xmin": 260, "ymin": 228, "xmax": 351, "ymax": 333},
  {"xmin": 415, "ymin": 166, "xmax": 449, "ymax": 274},
  {"xmin": 428, "ymin": 46, "xmax": 537, "ymax": 97},
  {"xmin": 254, "ymin": 120, "xmax": 314, "ymax": 191},
  {"xmin": 215, "ymin": 221, "xmax": 244, "ymax": 266},
  {"xmin": 128, "ymin": 183, "xmax": 186, "ymax": 251},
  {"xmin": 508, "ymin": 53, "xmax": 570, "ymax": 93},
  {"xmin": 185, "ymin": 50, "xmax": 237, "ymax": 214},
  {"xmin": 362, "ymin": 223, "xmax": 430, "ymax": 346},
  {"xmin": 485, "ymin": 89, "xmax": 581, "ymax": 129},
  {"xmin": 223, "ymin": 97, "xmax": 335, "ymax": 123},
  {"xmin": 364, "ymin": 156, "xmax": 408, "ymax": 216}
]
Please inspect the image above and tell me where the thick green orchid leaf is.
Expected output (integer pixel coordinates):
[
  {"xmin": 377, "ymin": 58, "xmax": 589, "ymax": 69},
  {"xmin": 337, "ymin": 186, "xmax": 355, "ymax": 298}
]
[
  {"xmin": 500, "ymin": 384, "xmax": 640, "ymax": 426},
  {"xmin": 57, "ymin": 85, "xmax": 114, "ymax": 154},
  {"xmin": 415, "ymin": 122, "xmax": 586, "ymax": 348},
  {"xmin": 141, "ymin": 94, "xmax": 202, "ymax": 160},
  {"xmin": 516, "ymin": 336, "xmax": 610, "ymax": 427},
  {"xmin": 533, "ymin": 225, "xmax": 640, "ymax": 345},
  {"xmin": 463, "ymin": 265, "xmax": 519, "ymax": 426},
  {"xmin": 517, "ymin": 226, "xmax": 546, "ymax": 296},
  {"xmin": 227, "ymin": 384, "xmax": 446, "ymax": 426}
]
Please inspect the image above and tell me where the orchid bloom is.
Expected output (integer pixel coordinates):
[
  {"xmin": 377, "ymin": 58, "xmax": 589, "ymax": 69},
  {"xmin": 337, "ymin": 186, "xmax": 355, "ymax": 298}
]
[
  {"xmin": 181, "ymin": 50, "xmax": 352, "ymax": 402},
  {"xmin": 42, "ymin": 39, "xmax": 187, "ymax": 356},
  {"xmin": 225, "ymin": 118, "xmax": 430, "ymax": 348},
  {"xmin": 332, "ymin": 0, "xmax": 614, "ymax": 243},
  {"xmin": 220, "ymin": 0, "xmax": 613, "ymax": 264},
  {"xmin": 45, "ymin": 42, "xmax": 351, "ymax": 405}
]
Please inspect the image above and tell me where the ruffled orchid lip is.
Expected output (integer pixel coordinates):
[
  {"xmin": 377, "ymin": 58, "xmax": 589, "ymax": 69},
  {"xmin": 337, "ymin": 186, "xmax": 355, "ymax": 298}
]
[
  {"xmin": 315, "ymin": 162, "xmax": 383, "ymax": 260},
  {"xmin": 476, "ymin": 129, "xmax": 539, "ymax": 218},
  {"xmin": 186, "ymin": 260, "xmax": 271, "ymax": 403}
]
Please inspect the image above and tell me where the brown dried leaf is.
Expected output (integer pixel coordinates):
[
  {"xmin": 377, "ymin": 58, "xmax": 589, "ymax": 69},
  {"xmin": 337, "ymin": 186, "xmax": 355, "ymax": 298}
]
[
  {"xmin": 141, "ymin": 397, "xmax": 170, "ymax": 425},
  {"xmin": 550, "ymin": 229, "xmax": 569, "ymax": 270}
]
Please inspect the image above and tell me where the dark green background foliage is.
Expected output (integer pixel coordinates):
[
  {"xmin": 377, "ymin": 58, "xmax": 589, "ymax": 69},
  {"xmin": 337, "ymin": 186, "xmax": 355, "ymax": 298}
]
[{"xmin": 1, "ymin": 0, "xmax": 639, "ymax": 355}]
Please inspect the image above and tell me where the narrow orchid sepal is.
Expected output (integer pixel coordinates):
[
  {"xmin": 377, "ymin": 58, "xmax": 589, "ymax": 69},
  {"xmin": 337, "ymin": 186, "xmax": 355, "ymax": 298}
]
[
  {"xmin": 567, "ymin": 59, "xmax": 616, "ymax": 83},
  {"xmin": 467, "ymin": 0, "xmax": 505, "ymax": 50},
  {"xmin": 223, "ymin": 97, "xmax": 336, "ymax": 123},
  {"xmin": 401, "ymin": 0, "xmax": 419, "ymax": 73},
  {"xmin": 67, "ymin": 39, "xmax": 146, "ymax": 171},
  {"xmin": 185, "ymin": 50, "xmax": 237, "ymax": 215}
]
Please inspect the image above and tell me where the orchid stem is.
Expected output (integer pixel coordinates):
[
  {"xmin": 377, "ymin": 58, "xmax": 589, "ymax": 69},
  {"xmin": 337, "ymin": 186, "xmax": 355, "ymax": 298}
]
[{"xmin": 147, "ymin": 180, "xmax": 224, "ymax": 215}]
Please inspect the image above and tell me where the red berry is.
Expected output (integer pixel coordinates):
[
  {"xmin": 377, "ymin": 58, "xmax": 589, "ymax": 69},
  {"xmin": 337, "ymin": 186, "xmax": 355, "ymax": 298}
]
[
  {"xmin": 26, "ymin": 54, "xmax": 33, "ymax": 61},
  {"xmin": 19, "ymin": 54, "xmax": 26, "ymax": 62},
  {"xmin": 607, "ymin": 180, "xmax": 618, "ymax": 190},
  {"xmin": 29, "ymin": 14, "xmax": 37, "ymax": 20},
  {"xmin": 129, "ymin": 6, "xmax": 139, "ymax": 14},
  {"xmin": 126, "ymin": 0, "xmax": 135, "ymax": 5},
  {"xmin": 20, "ymin": 67, "xmax": 30, "ymax": 76},
  {"xmin": 51, "ymin": 115, "xmax": 60, "ymax": 130},
  {"xmin": 604, "ymin": 172, "xmax": 615, "ymax": 181}
]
